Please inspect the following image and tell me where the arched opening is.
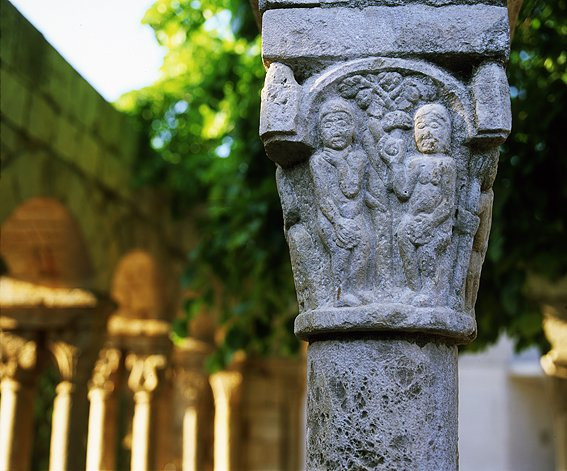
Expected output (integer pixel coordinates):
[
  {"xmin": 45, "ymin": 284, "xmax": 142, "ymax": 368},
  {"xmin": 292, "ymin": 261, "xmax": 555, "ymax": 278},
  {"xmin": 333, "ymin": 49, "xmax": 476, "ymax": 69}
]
[
  {"xmin": 111, "ymin": 250, "xmax": 166, "ymax": 320},
  {"xmin": 0, "ymin": 197, "xmax": 92, "ymax": 287}
]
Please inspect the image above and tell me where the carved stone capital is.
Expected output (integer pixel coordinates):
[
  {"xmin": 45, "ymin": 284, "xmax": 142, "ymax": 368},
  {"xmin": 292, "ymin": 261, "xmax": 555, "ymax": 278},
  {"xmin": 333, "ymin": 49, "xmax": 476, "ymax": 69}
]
[
  {"xmin": 260, "ymin": 3, "xmax": 512, "ymax": 468},
  {"xmin": 261, "ymin": 57, "xmax": 510, "ymax": 344},
  {"xmin": 209, "ymin": 371, "xmax": 243, "ymax": 406},
  {"xmin": 49, "ymin": 340, "xmax": 80, "ymax": 382},
  {"xmin": 541, "ymin": 309, "xmax": 567, "ymax": 379},
  {"xmin": 89, "ymin": 348, "xmax": 121, "ymax": 393},
  {"xmin": 125, "ymin": 354, "xmax": 167, "ymax": 394},
  {"xmin": 0, "ymin": 331, "xmax": 37, "ymax": 383}
]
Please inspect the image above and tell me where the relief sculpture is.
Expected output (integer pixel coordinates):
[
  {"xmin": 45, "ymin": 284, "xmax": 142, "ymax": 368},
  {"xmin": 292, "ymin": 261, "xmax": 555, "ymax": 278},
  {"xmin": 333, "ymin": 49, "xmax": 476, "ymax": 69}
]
[
  {"xmin": 310, "ymin": 98, "xmax": 370, "ymax": 307},
  {"xmin": 394, "ymin": 104, "xmax": 456, "ymax": 306}
]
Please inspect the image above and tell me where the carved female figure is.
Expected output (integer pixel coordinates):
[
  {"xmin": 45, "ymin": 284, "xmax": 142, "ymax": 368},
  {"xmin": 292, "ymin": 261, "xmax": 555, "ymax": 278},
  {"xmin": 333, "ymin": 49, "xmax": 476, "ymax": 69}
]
[
  {"xmin": 310, "ymin": 98, "xmax": 370, "ymax": 307},
  {"xmin": 394, "ymin": 104, "xmax": 456, "ymax": 304}
]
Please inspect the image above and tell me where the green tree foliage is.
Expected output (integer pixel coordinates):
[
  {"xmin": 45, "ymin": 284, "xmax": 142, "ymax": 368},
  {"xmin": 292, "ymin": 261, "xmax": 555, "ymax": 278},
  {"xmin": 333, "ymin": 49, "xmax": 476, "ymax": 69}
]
[
  {"xmin": 118, "ymin": 0, "xmax": 297, "ymax": 370},
  {"xmin": 119, "ymin": 0, "xmax": 566, "ymax": 366},
  {"xmin": 474, "ymin": 0, "xmax": 567, "ymax": 352}
]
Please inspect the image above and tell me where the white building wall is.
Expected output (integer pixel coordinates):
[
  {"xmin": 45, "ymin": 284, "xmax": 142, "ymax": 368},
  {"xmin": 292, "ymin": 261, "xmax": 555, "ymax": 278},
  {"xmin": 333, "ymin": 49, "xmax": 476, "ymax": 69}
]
[{"xmin": 459, "ymin": 335, "xmax": 555, "ymax": 471}]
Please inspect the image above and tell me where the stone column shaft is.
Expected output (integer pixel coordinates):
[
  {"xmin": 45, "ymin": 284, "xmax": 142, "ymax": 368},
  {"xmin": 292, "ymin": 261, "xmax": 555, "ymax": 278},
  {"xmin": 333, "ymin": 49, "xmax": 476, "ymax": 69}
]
[
  {"xmin": 0, "ymin": 332, "xmax": 38, "ymax": 471},
  {"xmin": 182, "ymin": 406, "xmax": 198, "ymax": 471},
  {"xmin": 307, "ymin": 339, "xmax": 458, "ymax": 468},
  {"xmin": 131, "ymin": 390, "xmax": 152, "ymax": 471},
  {"xmin": 49, "ymin": 381, "xmax": 74, "ymax": 471},
  {"xmin": 259, "ymin": 1, "xmax": 512, "ymax": 468},
  {"xmin": 126, "ymin": 353, "xmax": 166, "ymax": 471},
  {"xmin": 210, "ymin": 371, "xmax": 242, "ymax": 471},
  {"xmin": 0, "ymin": 378, "xmax": 36, "ymax": 471},
  {"xmin": 86, "ymin": 348, "xmax": 121, "ymax": 471},
  {"xmin": 0, "ymin": 380, "xmax": 18, "ymax": 471},
  {"xmin": 86, "ymin": 388, "xmax": 107, "ymax": 471}
]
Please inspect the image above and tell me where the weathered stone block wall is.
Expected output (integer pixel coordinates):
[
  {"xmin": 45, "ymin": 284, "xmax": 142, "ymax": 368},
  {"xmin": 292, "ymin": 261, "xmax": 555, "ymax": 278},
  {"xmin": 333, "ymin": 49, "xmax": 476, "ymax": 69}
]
[{"xmin": 0, "ymin": 0, "xmax": 193, "ymax": 296}]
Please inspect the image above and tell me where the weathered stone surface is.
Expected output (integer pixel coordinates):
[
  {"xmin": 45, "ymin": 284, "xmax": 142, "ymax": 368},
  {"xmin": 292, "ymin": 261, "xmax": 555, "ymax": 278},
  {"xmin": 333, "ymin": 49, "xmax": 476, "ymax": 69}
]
[
  {"xmin": 262, "ymin": 5, "xmax": 510, "ymax": 71},
  {"xmin": 471, "ymin": 61, "xmax": 512, "ymax": 146},
  {"xmin": 0, "ymin": 68, "xmax": 31, "ymax": 128},
  {"xmin": 295, "ymin": 303, "xmax": 476, "ymax": 341},
  {"xmin": 268, "ymin": 57, "xmax": 508, "ymax": 340},
  {"xmin": 307, "ymin": 339, "xmax": 458, "ymax": 469}
]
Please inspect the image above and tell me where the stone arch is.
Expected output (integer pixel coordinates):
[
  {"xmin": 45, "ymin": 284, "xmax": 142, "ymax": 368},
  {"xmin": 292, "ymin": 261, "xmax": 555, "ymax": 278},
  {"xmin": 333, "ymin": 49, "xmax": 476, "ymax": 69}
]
[
  {"xmin": 0, "ymin": 197, "xmax": 93, "ymax": 287},
  {"xmin": 301, "ymin": 57, "xmax": 475, "ymax": 148},
  {"xmin": 111, "ymin": 250, "xmax": 167, "ymax": 320}
]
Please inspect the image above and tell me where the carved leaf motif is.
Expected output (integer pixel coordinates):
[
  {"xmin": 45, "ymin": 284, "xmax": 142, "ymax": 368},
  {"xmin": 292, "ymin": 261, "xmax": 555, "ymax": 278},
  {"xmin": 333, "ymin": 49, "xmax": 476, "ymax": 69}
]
[
  {"xmin": 377, "ymin": 72, "xmax": 403, "ymax": 92},
  {"xmin": 90, "ymin": 349, "xmax": 121, "ymax": 391},
  {"xmin": 126, "ymin": 354, "xmax": 166, "ymax": 393},
  {"xmin": 393, "ymin": 96, "xmax": 413, "ymax": 111},
  {"xmin": 401, "ymin": 82, "xmax": 421, "ymax": 104},
  {"xmin": 338, "ymin": 75, "xmax": 365, "ymax": 98},
  {"xmin": 355, "ymin": 88, "xmax": 373, "ymax": 109},
  {"xmin": 50, "ymin": 341, "xmax": 79, "ymax": 381},
  {"xmin": 382, "ymin": 111, "xmax": 412, "ymax": 132},
  {"xmin": 412, "ymin": 76, "xmax": 438, "ymax": 101},
  {"xmin": 0, "ymin": 333, "xmax": 37, "ymax": 379}
]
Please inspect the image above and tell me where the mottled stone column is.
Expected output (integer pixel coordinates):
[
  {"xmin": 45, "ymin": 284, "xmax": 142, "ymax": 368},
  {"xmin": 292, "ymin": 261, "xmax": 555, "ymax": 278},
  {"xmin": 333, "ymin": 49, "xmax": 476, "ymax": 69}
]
[{"xmin": 259, "ymin": 1, "xmax": 512, "ymax": 468}]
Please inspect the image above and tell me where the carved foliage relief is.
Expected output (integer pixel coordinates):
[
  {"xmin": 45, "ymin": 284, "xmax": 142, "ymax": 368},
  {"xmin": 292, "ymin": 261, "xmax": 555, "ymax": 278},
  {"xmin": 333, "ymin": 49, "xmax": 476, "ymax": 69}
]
[{"xmin": 275, "ymin": 62, "xmax": 501, "ymax": 323}]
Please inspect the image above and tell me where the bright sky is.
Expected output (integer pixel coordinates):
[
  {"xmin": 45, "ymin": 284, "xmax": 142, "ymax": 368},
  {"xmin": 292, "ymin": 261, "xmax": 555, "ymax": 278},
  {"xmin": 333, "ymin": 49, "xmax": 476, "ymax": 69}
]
[{"xmin": 9, "ymin": 0, "xmax": 165, "ymax": 102}]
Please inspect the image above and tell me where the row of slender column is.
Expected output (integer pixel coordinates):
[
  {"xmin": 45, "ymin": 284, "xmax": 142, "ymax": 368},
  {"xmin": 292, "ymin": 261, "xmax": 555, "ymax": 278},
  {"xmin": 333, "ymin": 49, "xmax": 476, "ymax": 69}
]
[
  {"xmin": 0, "ymin": 336, "xmax": 173, "ymax": 471},
  {"xmin": 1, "ymin": 334, "xmax": 296, "ymax": 471},
  {"xmin": 0, "ymin": 332, "xmax": 94, "ymax": 471}
]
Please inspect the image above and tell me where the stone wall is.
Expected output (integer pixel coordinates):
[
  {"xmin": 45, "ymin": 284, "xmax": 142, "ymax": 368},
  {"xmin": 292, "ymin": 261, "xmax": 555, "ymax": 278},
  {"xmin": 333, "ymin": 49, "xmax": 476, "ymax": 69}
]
[{"xmin": 0, "ymin": 0, "xmax": 193, "ymax": 295}]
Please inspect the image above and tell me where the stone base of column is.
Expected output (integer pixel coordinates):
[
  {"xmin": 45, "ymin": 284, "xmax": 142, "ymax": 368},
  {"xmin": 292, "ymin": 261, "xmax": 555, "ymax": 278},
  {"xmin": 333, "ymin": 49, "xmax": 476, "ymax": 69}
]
[{"xmin": 306, "ymin": 337, "xmax": 458, "ymax": 470}]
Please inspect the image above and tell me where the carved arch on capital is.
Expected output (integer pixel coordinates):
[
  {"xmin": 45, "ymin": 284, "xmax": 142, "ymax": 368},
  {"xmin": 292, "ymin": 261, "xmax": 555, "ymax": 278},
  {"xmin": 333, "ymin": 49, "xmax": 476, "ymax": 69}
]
[{"xmin": 299, "ymin": 57, "xmax": 475, "ymax": 149}]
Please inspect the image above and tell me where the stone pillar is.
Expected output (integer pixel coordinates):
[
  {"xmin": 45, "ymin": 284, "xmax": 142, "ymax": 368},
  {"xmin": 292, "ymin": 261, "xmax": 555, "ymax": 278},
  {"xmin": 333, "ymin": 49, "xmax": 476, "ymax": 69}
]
[
  {"xmin": 177, "ymin": 371, "xmax": 206, "ymax": 471},
  {"xmin": 209, "ymin": 371, "xmax": 243, "ymax": 471},
  {"xmin": 86, "ymin": 348, "xmax": 121, "ymax": 471},
  {"xmin": 259, "ymin": 2, "xmax": 512, "ymax": 468},
  {"xmin": 172, "ymin": 339, "xmax": 214, "ymax": 471},
  {"xmin": 48, "ymin": 337, "xmax": 95, "ymax": 471},
  {"xmin": 126, "ymin": 353, "xmax": 166, "ymax": 471},
  {"xmin": 0, "ymin": 332, "xmax": 38, "ymax": 471}
]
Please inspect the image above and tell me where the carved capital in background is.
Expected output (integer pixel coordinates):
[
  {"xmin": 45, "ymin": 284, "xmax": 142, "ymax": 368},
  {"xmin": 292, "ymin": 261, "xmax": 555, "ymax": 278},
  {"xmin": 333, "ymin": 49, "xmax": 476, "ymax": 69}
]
[
  {"xmin": 0, "ymin": 331, "xmax": 38, "ymax": 383},
  {"xmin": 89, "ymin": 348, "xmax": 121, "ymax": 392},
  {"xmin": 209, "ymin": 371, "xmax": 243, "ymax": 406},
  {"xmin": 49, "ymin": 340, "xmax": 81, "ymax": 382},
  {"xmin": 126, "ymin": 354, "xmax": 167, "ymax": 394}
]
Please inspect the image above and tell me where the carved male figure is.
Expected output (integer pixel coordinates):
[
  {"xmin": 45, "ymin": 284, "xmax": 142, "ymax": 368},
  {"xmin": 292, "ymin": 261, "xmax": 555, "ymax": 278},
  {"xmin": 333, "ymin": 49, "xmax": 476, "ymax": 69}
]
[
  {"xmin": 394, "ymin": 104, "xmax": 456, "ymax": 304},
  {"xmin": 310, "ymin": 98, "xmax": 370, "ymax": 307}
]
